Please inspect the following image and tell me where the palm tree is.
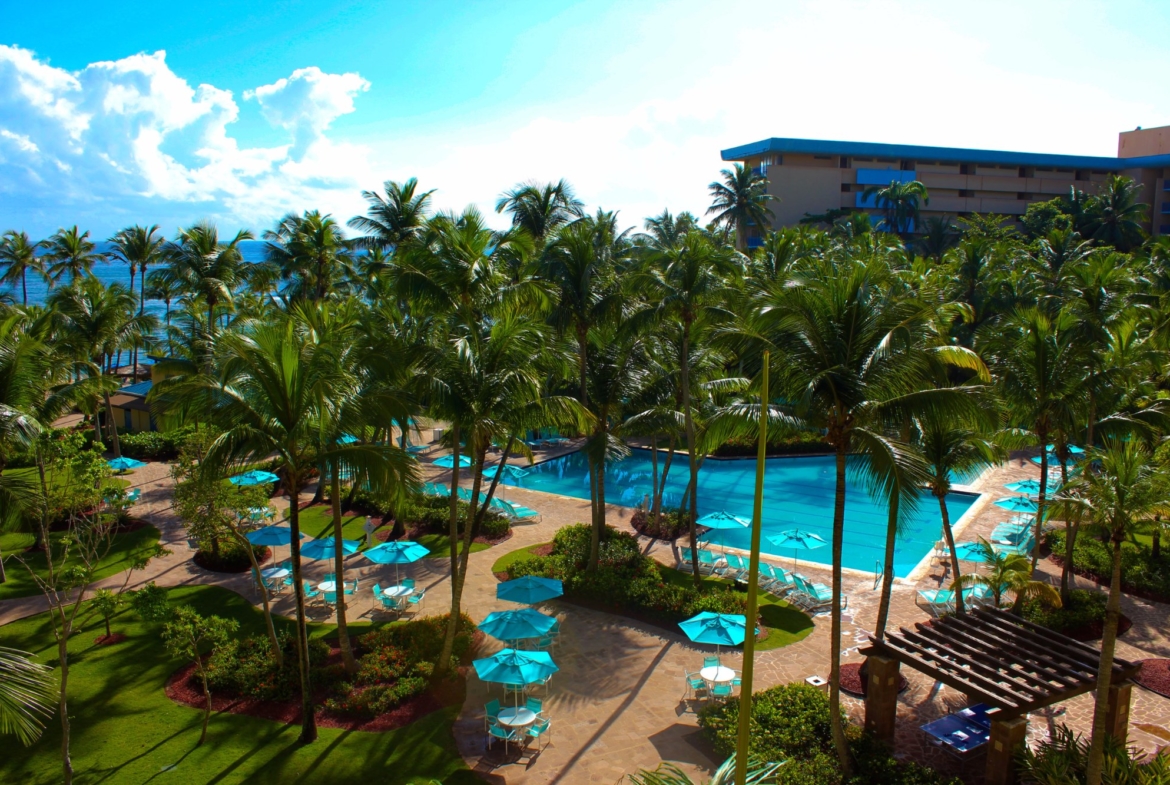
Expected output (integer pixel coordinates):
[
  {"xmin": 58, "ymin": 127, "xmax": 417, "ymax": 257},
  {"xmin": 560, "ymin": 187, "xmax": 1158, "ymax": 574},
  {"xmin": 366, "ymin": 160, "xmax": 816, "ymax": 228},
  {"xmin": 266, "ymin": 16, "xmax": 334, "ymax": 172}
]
[
  {"xmin": 495, "ymin": 179, "xmax": 584, "ymax": 242},
  {"xmin": 0, "ymin": 646, "xmax": 56, "ymax": 746},
  {"xmin": 108, "ymin": 225, "xmax": 164, "ymax": 380},
  {"xmin": 862, "ymin": 180, "xmax": 929, "ymax": 237},
  {"xmin": 264, "ymin": 211, "xmax": 354, "ymax": 301},
  {"xmin": 0, "ymin": 232, "xmax": 47, "ymax": 306},
  {"xmin": 916, "ymin": 216, "xmax": 959, "ymax": 261},
  {"xmin": 48, "ymin": 278, "xmax": 157, "ymax": 457},
  {"xmin": 347, "ymin": 178, "xmax": 435, "ymax": 250},
  {"xmin": 637, "ymin": 210, "xmax": 698, "ymax": 252},
  {"xmin": 45, "ymin": 226, "xmax": 104, "ymax": 285},
  {"xmin": 1084, "ymin": 175, "xmax": 1147, "ymax": 252},
  {"xmin": 955, "ymin": 538, "xmax": 1061, "ymax": 610},
  {"xmin": 985, "ymin": 308, "xmax": 1085, "ymax": 570},
  {"xmin": 706, "ymin": 164, "xmax": 774, "ymax": 251},
  {"xmin": 633, "ymin": 231, "xmax": 737, "ymax": 584},
  {"xmin": 1045, "ymin": 439, "xmax": 1169, "ymax": 785},
  {"xmin": 751, "ymin": 254, "xmax": 985, "ymax": 774},
  {"xmin": 161, "ymin": 222, "xmax": 254, "ymax": 340},
  {"xmin": 917, "ymin": 416, "xmax": 1000, "ymax": 613}
]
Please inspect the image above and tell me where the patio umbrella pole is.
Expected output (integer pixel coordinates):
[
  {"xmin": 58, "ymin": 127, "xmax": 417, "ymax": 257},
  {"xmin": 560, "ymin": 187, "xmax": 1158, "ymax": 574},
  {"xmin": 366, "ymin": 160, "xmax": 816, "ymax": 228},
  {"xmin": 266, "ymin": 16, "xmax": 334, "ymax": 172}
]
[{"xmin": 734, "ymin": 351, "xmax": 767, "ymax": 785}]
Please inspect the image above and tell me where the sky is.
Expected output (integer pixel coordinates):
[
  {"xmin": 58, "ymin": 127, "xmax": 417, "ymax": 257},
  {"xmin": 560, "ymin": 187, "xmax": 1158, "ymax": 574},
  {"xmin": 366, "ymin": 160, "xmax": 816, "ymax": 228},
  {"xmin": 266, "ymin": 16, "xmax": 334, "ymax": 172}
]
[{"xmin": 1, "ymin": 0, "xmax": 1168, "ymax": 237}]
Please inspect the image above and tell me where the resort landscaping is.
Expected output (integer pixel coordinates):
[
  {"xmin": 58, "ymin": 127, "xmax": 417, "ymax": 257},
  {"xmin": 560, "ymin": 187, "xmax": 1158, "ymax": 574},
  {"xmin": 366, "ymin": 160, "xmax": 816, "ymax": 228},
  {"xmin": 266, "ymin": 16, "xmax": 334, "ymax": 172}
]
[{"xmin": 2, "ymin": 169, "xmax": 1170, "ymax": 785}]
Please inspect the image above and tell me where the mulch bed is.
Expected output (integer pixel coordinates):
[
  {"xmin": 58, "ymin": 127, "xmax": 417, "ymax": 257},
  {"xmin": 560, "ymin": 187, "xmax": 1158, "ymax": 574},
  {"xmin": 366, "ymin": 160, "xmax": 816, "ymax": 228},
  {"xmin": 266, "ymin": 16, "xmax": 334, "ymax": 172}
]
[
  {"xmin": 1057, "ymin": 613, "xmax": 1132, "ymax": 642},
  {"xmin": 94, "ymin": 633, "xmax": 127, "ymax": 646},
  {"xmin": 1134, "ymin": 659, "xmax": 1170, "ymax": 699},
  {"xmin": 165, "ymin": 645, "xmax": 468, "ymax": 732},
  {"xmin": 840, "ymin": 661, "xmax": 908, "ymax": 697}
]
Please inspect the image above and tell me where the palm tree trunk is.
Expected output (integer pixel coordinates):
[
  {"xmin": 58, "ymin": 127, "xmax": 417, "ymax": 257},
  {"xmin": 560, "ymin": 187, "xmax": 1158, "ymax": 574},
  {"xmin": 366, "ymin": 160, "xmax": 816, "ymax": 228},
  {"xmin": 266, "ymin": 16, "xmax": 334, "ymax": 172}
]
[
  {"xmin": 651, "ymin": 436, "xmax": 676, "ymax": 527},
  {"xmin": 1033, "ymin": 433, "xmax": 1049, "ymax": 571},
  {"xmin": 1060, "ymin": 458, "xmax": 1076, "ymax": 604},
  {"xmin": 874, "ymin": 490, "xmax": 899, "ymax": 642},
  {"xmin": 1152, "ymin": 521, "xmax": 1161, "ymax": 560},
  {"xmin": 938, "ymin": 494, "xmax": 964, "ymax": 614},
  {"xmin": 59, "ymin": 629, "xmax": 73, "ymax": 785},
  {"xmin": 650, "ymin": 436, "xmax": 659, "ymax": 517},
  {"xmin": 437, "ymin": 424, "xmax": 463, "ymax": 675},
  {"xmin": 287, "ymin": 474, "xmax": 317, "ymax": 744},
  {"xmin": 587, "ymin": 459, "xmax": 600, "ymax": 570},
  {"xmin": 331, "ymin": 465, "xmax": 356, "ymax": 674},
  {"xmin": 21, "ymin": 268, "xmax": 27, "ymax": 306},
  {"xmin": 1084, "ymin": 534, "xmax": 1125, "ymax": 785},
  {"xmin": 829, "ymin": 444, "xmax": 853, "ymax": 776},
  {"xmin": 198, "ymin": 663, "xmax": 211, "ymax": 745},
  {"xmin": 680, "ymin": 325, "xmax": 701, "ymax": 586},
  {"xmin": 102, "ymin": 392, "xmax": 122, "ymax": 458}
]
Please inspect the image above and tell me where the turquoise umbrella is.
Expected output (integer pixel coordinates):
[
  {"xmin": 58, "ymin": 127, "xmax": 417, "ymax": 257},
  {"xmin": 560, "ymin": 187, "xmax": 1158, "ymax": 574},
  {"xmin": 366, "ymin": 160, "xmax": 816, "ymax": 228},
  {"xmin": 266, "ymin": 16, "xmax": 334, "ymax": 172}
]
[
  {"xmin": 107, "ymin": 456, "xmax": 146, "ymax": 471},
  {"xmin": 473, "ymin": 648, "xmax": 559, "ymax": 704},
  {"xmin": 337, "ymin": 433, "xmax": 359, "ymax": 445},
  {"xmin": 300, "ymin": 537, "xmax": 361, "ymax": 561},
  {"xmin": 433, "ymin": 454, "xmax": 473, "ymax": 469},
  {"xmin": 1046, "ymin": 444, "xmax": 1085, "ymax": 455},
  {"xmin": 1004, "ymin": 479, "xmax": 1042, "ymax": 496},
  {"xmin": 230, "ymin": 470, "xmax": 280, "ymax": 486},
  {"xmin": 766, "ymin": 528, "xmax": 827, "ymax": 570},
  {"xmin": 955, "ymin": 541, "xmax": 991, "ymax": 563},
  {"xmin": 994, "ymin": 496, "xmax": 1038, "ymax": 513},
  {"xmin": 497, "ymin": 576, "xmax": 563, "ymax": 604},
  {"xmin": 362, "ymin": 540, "xmax": 430, "ymax": 584},
  {"xmin": 246, "ymin": 524, "xmax": 303, "ymax": 563},
  {"xmin": 478, "ymin": 609, "xmax": 556, "ymax": 644},
  {"xmin": 697, "ymin": 511, "xmax": 750, "ymax": 553},
  {"xmin": 483, "ymin": 464, "xmax": 529, "ymax": 500},
  {"xmin": 678, "ymin": 611, "xmax": 757, "ymax": 652}
]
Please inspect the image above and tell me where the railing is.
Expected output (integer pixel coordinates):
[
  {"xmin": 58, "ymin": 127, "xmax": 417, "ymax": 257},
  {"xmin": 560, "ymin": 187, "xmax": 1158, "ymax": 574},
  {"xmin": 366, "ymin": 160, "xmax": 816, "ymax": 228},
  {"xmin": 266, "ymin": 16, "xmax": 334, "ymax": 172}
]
[{"xmin": 873, "ymin": 560, "xmax": 883, "ymax": 590}]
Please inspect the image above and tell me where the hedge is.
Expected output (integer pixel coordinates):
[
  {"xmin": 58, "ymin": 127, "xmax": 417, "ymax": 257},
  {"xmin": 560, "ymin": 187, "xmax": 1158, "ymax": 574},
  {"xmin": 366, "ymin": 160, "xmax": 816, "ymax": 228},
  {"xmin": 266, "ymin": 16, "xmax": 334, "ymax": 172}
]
[{"xmin": 1047, "ymin": 529, "xmax": 1170, "ymax": 603}]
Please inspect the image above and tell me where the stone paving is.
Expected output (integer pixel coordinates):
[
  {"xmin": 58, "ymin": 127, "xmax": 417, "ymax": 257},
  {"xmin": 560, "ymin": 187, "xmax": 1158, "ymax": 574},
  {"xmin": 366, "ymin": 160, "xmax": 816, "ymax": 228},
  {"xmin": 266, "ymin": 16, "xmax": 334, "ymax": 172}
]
[{"xmin": 1, "ymin": 446, "xmax": 1168, "ymax": 785}]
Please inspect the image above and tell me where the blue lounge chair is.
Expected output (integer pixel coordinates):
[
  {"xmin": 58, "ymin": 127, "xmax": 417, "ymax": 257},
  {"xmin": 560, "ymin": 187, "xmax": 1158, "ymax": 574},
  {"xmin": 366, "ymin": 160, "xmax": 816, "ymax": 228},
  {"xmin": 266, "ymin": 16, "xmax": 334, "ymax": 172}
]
[
  {"xmin": 916, "ymin": 588, "xmax": 955, "ymax": 617},
  {"xmin": 794, "ymin": 575, "xmax": 839, "ymax": 612},
  {"xmin": 717, "ymin": 553, "xmax": 747, "ymax": 580},
  {"xmin": 496, "ymin": 499, "xmax": 541, "ymax": 524}
]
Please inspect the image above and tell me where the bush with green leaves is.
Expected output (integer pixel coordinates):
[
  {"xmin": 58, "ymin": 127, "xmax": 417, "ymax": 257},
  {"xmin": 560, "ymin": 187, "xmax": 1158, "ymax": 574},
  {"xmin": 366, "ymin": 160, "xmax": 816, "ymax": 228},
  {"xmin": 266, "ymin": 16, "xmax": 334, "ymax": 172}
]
[
  {"xmin": 698, "ymin": 683, "xmax": 959, "ymax": 785},
  {"xmin": 507, "ymin": 524, "xmax": 748, "ymax": 623},
  {"xmin": 117, "ymin": 425, "xmax": 199, "ymax": 461},
  {"xmin": 630, "ymin": 507, "xmax": 691, "ymax": 540},
  {"xmin": 1020, "ymin": 588, "xmax": 1107, "ymax": 637},
  {"xmin": 1047, "ymin": 529, "xmax": 1170, "ymax": 602},
  {"xmin": 90, "ymin": 589, "xmax": 124, "ymax": 638},
  {"xmin": 1018, "ymin": 723, "xmax": 1170, "ymax": 784},
  {"xmin": 130, "ymin": 581, "xmax": 171, "ymax": 621},
  {"xmin": 162, "ymin": 606, "xmax": 239, "ymax": 745},
  {"xmin": 206, "ymin": 631, "xmax": 332, "ymax": 701},
  {"xmin": 387, "ymin": 493, "xmax": 511, "ymax": 540}
]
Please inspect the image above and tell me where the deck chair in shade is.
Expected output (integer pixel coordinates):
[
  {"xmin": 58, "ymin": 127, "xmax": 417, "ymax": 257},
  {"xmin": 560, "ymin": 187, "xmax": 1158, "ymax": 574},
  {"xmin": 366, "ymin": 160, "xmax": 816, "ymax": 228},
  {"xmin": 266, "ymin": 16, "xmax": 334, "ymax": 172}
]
[
  {"xmin": 378, "ymin": 593, "xmax": 402, "ymax": 615},
  {"xmin": 916, "ymin": 588, "xmax": 955, "ymax": 618},
  {"xmin": 717, "ymin": 554, "xmax": 747, "ymax": 580},
  {"xmin": 525, "ymin": 717, "xmax": 551, "ymax": 753},
  {"xmin": 345, "ymin": 579, "xmax": 358, "ymax": 595},
  {"xmin": 487, "ymin": 719, "xmax": 519, "ymax": 753},
  {"xmin": 323, "ymin": 591, "xmax": 338, "ymax": 606},
  {"xmin": 525, "ymin": 697, "xmax": 543, "ymax": 717},
  {"xmin": 678, "ymin": 547, "xmax": 696, "ymax": 572},
  {"xmin": 697, "ymin": 549, "xmax": 720, "ymax": 575},
  {"xmin": 302, "ymin": 582, "xmax": 319, "ymax": 600},
  {"xmin": 683, "ymin": 671, "xmax": 707, "ymax": 699},
  {"xmin": 484, "ymin": 699, "xmax": 501, "ymax": 730},
  {"xmin": 761, "ymin": 564, "xmax": 792, "ymax": 596}
]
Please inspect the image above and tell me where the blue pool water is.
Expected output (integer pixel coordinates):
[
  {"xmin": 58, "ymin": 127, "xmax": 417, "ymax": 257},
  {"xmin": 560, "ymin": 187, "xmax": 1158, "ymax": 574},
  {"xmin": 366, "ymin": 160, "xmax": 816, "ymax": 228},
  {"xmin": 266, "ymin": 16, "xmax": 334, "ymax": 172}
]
[{"xmin": 511, "ymin": 450, "xmax": 979, "ymax": 577}]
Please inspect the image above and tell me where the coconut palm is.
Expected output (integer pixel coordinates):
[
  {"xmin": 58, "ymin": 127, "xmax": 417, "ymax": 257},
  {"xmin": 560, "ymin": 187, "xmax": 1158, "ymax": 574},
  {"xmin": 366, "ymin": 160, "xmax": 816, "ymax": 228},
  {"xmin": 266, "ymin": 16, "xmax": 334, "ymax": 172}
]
[
  {"xmin": 0, "ymin": 232, "xmax": 48, "ymax": 306},
  {"xmin": 160, "ymin": 222, "xmax": 254, "ymax": 339},
  {"xmin": 108, "ymin": 225, "xmax": 165, "ymax": 380},
  {"xmin": 862, "ymin": 180, "xmax": 929, "ymax": 237},
  {"xmin": 495, "ymin": 179, "xmax": 584, "ymax": 242},
  {"xmin": 1084, "ymin": 175, "xmax": 1147, "ymax": 252},
  {"xmin": 637, "ymin": 210, "xmax": 699, "ymax": 252},
  {"xmin": 706, "ymin": 164, "xmax": 774, "ymax": 251},
  {"xmin": 347, "ymin": 178, "xmax": 435, "ymax": 250},
  {"xmin": 954, "ymin": 538, "xmax": 1061, "ymax": 611},
  {"xmin": 44, "ymin": 226, "xmax": 104, "ymax": 285},
  {"xmin": 144, "ymin": 270, "xmax": 181, "ymax": 333},
  {"xmin": 1046, "ymin": 439, "xmax": 1170, "ymax": 785},
  {"xmin": 264, "ymin": 211, "xmax": 355, "ymax": 301},
  {"xmin": 916, "ymin": 216, "xmax": 959, "ymax": 262},
  {"xmin": 0, "ymin": 646, "xmax": 56, "ymax": 746},
  {"xmin": 750, "ymin": 253, "xmax": 986, "ymax": 774}
]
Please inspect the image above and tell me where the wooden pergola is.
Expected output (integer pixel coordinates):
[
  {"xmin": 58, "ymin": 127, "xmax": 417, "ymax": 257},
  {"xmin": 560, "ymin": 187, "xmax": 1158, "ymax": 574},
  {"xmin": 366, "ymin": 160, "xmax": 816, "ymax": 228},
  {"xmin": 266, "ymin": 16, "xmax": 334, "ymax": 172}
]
[{"xmin": 860, "ymin": 608, "xmax": 1140, "ymax": 785}]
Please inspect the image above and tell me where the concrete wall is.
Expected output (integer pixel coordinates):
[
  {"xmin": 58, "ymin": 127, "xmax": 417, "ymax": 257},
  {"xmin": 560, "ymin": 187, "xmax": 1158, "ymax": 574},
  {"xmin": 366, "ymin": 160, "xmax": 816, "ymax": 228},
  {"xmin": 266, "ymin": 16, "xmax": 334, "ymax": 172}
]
[{"xmin": 1119, "ymin": 125, "xmax": 1170, "ymax": 157}]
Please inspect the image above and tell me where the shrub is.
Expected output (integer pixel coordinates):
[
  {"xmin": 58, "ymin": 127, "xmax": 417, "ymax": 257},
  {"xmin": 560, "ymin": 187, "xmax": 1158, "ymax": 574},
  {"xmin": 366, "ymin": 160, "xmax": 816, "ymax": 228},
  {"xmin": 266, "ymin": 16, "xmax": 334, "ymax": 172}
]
[
  {"xmin": 712, "ymin": 431, "xmax": 827, "ymax": 458},
  {"xmin": 699, "ymin": 683, "xmax": 959, "ymax": 785},
  {"xmin": 193, "ymin": 539, "xmax": 268, "ymax": 573},
  {"xmin": 389, "ymin": 494, "xmax": 511, "ymax": 541},
  {"xmin": 630, "ymin": 507, "xmax": 690, "ymax": 540},
  {"xmin": 206, "ymin": 631, "xmax": 332, "ymax": 701},
  {"xmin": 1047, "ymin": 529, "xmax": 1170, "ymax": 603},
  {"xmin": 508, "ymin": 524, "xmax": 748, "ymax": 624},
  {"xmin": 1021, "ymin": 588, "xmax": 1107, "ymax": 636},
  {"xmin": 131, "ymin": 582, "xmax": 171, "ymax": 621},
  {"xmin": 1019, "ymin": 723, "xmax": 1170, "ymax": 784}
]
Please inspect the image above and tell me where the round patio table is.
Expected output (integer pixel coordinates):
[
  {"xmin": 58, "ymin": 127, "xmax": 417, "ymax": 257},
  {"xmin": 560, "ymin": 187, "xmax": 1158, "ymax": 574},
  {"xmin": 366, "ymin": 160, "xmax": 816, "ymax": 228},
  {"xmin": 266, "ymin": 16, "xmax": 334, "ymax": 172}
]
[
  {"xmin": 261, "ymin": 567, "xmax": 289, "ymax": 580},
  {"xmin": 496, "ymin": 707, "xmax": 536, "ymax": 728},
  {"xmin": 382, "ymin": 586, "xmax": 414, "ymax": 599},
  {"xmin": 318, "ymin": 581, "xmax": 337, "ymax": 593},
  {"xmin": 700, "ymin": 665, "xmax": 735, "ymax": 684}
]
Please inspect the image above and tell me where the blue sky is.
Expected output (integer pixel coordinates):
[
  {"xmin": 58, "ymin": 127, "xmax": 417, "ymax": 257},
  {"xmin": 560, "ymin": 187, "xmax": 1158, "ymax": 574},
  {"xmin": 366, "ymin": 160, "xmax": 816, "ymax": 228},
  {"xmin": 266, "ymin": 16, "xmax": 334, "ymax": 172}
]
[{"xmin": 2, "ymin": 0, "xmax": 1168, "ymax": 236}]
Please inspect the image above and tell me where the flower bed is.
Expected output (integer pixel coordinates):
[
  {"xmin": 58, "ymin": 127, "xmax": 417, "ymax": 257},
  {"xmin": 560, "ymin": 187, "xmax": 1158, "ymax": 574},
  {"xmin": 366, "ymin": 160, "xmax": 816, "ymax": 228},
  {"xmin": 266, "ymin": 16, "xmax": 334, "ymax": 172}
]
[
  {"xmin": 1134, "ymin": 659, "xmax": 1170, "ymax": 699},
  {"xmin": 505, "ymin": 523, "xmax": 748, "ymax": 626}
]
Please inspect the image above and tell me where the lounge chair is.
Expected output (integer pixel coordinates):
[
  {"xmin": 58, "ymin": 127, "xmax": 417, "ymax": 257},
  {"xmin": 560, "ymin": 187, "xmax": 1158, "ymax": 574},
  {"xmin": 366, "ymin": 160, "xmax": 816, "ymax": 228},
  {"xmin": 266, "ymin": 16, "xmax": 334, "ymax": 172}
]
[
  {"xmin": 125, "ymin": 488, "xmax": 141, "ymax": 504},
  {"xmin": 679, "ymin": 548, "xmax": 717, "ymax": 575},
  {"xmin": 759, "ymin": 564, "xmax": 791, "ymax": 596},
  {"xmin": 433, "ymin": 483, "xmax": 450, "ymax": 497},
  {"xmin": 717, "ymin": 554, "xmax": 747, "ymax": 580},
  {"xmin": 794, "ymin": 575, "xmax": 841, "ymax": 613},
  {"xmin": 771, "ymin": 566, "xmax": 801, "ymax": 595},
  {"xmin": 497, "ymin": 499, "xmax": 541, "ymax": 524},
  {"xmin": 916, "ymin": 588, "xmax": 955, "ymax": 618}
]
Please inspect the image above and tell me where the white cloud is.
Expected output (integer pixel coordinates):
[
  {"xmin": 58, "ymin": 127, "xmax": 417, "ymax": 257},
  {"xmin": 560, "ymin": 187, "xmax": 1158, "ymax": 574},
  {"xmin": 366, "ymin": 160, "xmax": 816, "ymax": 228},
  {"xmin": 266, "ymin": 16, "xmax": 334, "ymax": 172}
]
[{"xmin": 0, "ymin": 45, "xmax": 370, "ymax": 233}]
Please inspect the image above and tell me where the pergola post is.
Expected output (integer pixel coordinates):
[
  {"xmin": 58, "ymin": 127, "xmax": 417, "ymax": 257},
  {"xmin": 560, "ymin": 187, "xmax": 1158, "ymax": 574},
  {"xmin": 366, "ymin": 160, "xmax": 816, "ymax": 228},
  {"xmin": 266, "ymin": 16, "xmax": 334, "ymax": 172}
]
[
  {"xmin": 984, "ymin": 716, "xmax": 1028, "ymax": 785},
  {"xmin": 863, "ymin": 655, "xmax": 900, "ymax": 746},
  {"xmin": 1104, "ymin": 680, "xmax": 1133, "ymax": 743}
]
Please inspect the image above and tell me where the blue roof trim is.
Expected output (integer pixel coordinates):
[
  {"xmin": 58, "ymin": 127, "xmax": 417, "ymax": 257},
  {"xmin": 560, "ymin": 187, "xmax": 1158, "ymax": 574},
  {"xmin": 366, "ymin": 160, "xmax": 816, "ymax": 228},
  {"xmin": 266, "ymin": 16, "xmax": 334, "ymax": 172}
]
[
  {"xmin": 721, "ymin": 137, "xmax": 1170, "ymax": 170},
  {"xmin": 119, "ymin": 380, "xmax": 153, "ymax": 397}
]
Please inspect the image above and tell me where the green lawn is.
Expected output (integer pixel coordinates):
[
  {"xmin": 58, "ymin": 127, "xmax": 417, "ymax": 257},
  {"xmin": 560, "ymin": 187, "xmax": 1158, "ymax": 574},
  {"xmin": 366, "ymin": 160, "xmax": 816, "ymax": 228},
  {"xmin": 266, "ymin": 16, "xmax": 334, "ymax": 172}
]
[
  {"xmin": 491, "ymin": 543, "xmax": 815, "ymax": 651},
  {"xmin": 0, "ymin": 585, "xmax": 476, "ymax": 784},
  {"xmin": 295, "ymin": 505, "xmax": 488, "ymax": 558},
  {"xmin": 0, "ymin": 524, "xmax": 162, "ymax": 600},
  {"xmin": 415, "ymin": 533, "xmax": 489, "ymax": 558}
]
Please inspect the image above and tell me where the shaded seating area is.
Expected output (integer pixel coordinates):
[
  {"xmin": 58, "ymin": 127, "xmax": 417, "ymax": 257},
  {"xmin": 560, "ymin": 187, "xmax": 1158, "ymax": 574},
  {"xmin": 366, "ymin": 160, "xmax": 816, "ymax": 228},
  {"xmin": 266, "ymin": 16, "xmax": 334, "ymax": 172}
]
[{"xmin": 860, "ymin": 608, "xmax": 1141, "ymax": 785}]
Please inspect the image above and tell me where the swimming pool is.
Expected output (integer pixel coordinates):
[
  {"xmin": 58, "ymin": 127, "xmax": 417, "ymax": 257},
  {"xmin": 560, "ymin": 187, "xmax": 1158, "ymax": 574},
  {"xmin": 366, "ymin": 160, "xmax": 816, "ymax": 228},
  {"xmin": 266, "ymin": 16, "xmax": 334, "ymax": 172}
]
[{"xmin": 511, "ymin": 450, "xmax": 979, "ymax": 577}]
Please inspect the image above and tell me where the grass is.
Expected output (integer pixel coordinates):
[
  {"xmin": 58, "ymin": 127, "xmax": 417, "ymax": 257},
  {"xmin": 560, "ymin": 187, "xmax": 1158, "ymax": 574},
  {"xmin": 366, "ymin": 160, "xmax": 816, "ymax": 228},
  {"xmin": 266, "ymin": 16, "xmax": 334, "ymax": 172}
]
[
  {"xmin": 0, "ymin": 524, "xmax": 162, "ymax": 600},
  {"xmin": 416, "ymin": 533, "xmax": 489, "ymax": 558},
  {"xmin": 295, "ymin": 505, "xmax": 489, "ymax": 558},
  {"xmin": 0, "ymin": 585, "xmax": 476, "ymax": 784},
  {"xmin": 491, "ymin": 542, "xmax": 815, "ymax": 651}
]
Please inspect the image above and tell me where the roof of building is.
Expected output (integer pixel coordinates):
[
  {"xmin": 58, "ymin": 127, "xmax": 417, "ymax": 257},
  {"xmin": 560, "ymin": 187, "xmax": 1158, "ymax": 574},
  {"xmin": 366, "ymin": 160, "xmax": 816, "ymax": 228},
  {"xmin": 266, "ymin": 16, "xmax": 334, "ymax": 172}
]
[
  {"xmin": 109, "ymin": 393, "xmax": 151, "ymax": 412},
  {"xmin": 118, "ymin": 380, "xmax": 153, "ymax": 397},
  {"xmin": 721, "ymin": 137, "xmax": 1170, "ymax": 170}
]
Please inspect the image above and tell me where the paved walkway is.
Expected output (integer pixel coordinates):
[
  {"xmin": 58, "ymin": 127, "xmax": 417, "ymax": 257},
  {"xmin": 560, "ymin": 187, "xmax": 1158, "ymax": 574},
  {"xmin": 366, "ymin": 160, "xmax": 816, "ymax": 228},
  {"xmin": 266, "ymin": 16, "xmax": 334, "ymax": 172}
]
[{"xmin": 1, "ymin": 449, "xmax": 1167, "ymax": 785}]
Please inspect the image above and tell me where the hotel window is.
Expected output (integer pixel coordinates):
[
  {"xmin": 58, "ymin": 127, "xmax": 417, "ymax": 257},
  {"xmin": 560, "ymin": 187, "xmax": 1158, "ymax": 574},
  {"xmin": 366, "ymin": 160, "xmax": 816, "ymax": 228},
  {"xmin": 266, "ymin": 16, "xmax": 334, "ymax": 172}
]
[
  {"xmin": 959, "ymin": 189, "xmax": 974, "ymax": 198},
  {"xmin": 1017, "ymin": 193, "xmax": 1034, "ymax": 200},
  {"xmin": 960, "ymin": 164, "xmax": 974, "ymax": 175},
  {"xmin": 841, "ymin": 184, "xmax": 851, "ymax": 192}
]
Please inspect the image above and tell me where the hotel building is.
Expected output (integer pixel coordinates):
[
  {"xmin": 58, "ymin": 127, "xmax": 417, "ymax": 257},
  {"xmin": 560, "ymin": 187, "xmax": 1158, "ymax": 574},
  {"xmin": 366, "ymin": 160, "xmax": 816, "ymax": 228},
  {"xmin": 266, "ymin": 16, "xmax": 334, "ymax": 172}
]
[{"xmin": 721, "ymin": 125, "xmax": 1170, "ymax": 246}]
